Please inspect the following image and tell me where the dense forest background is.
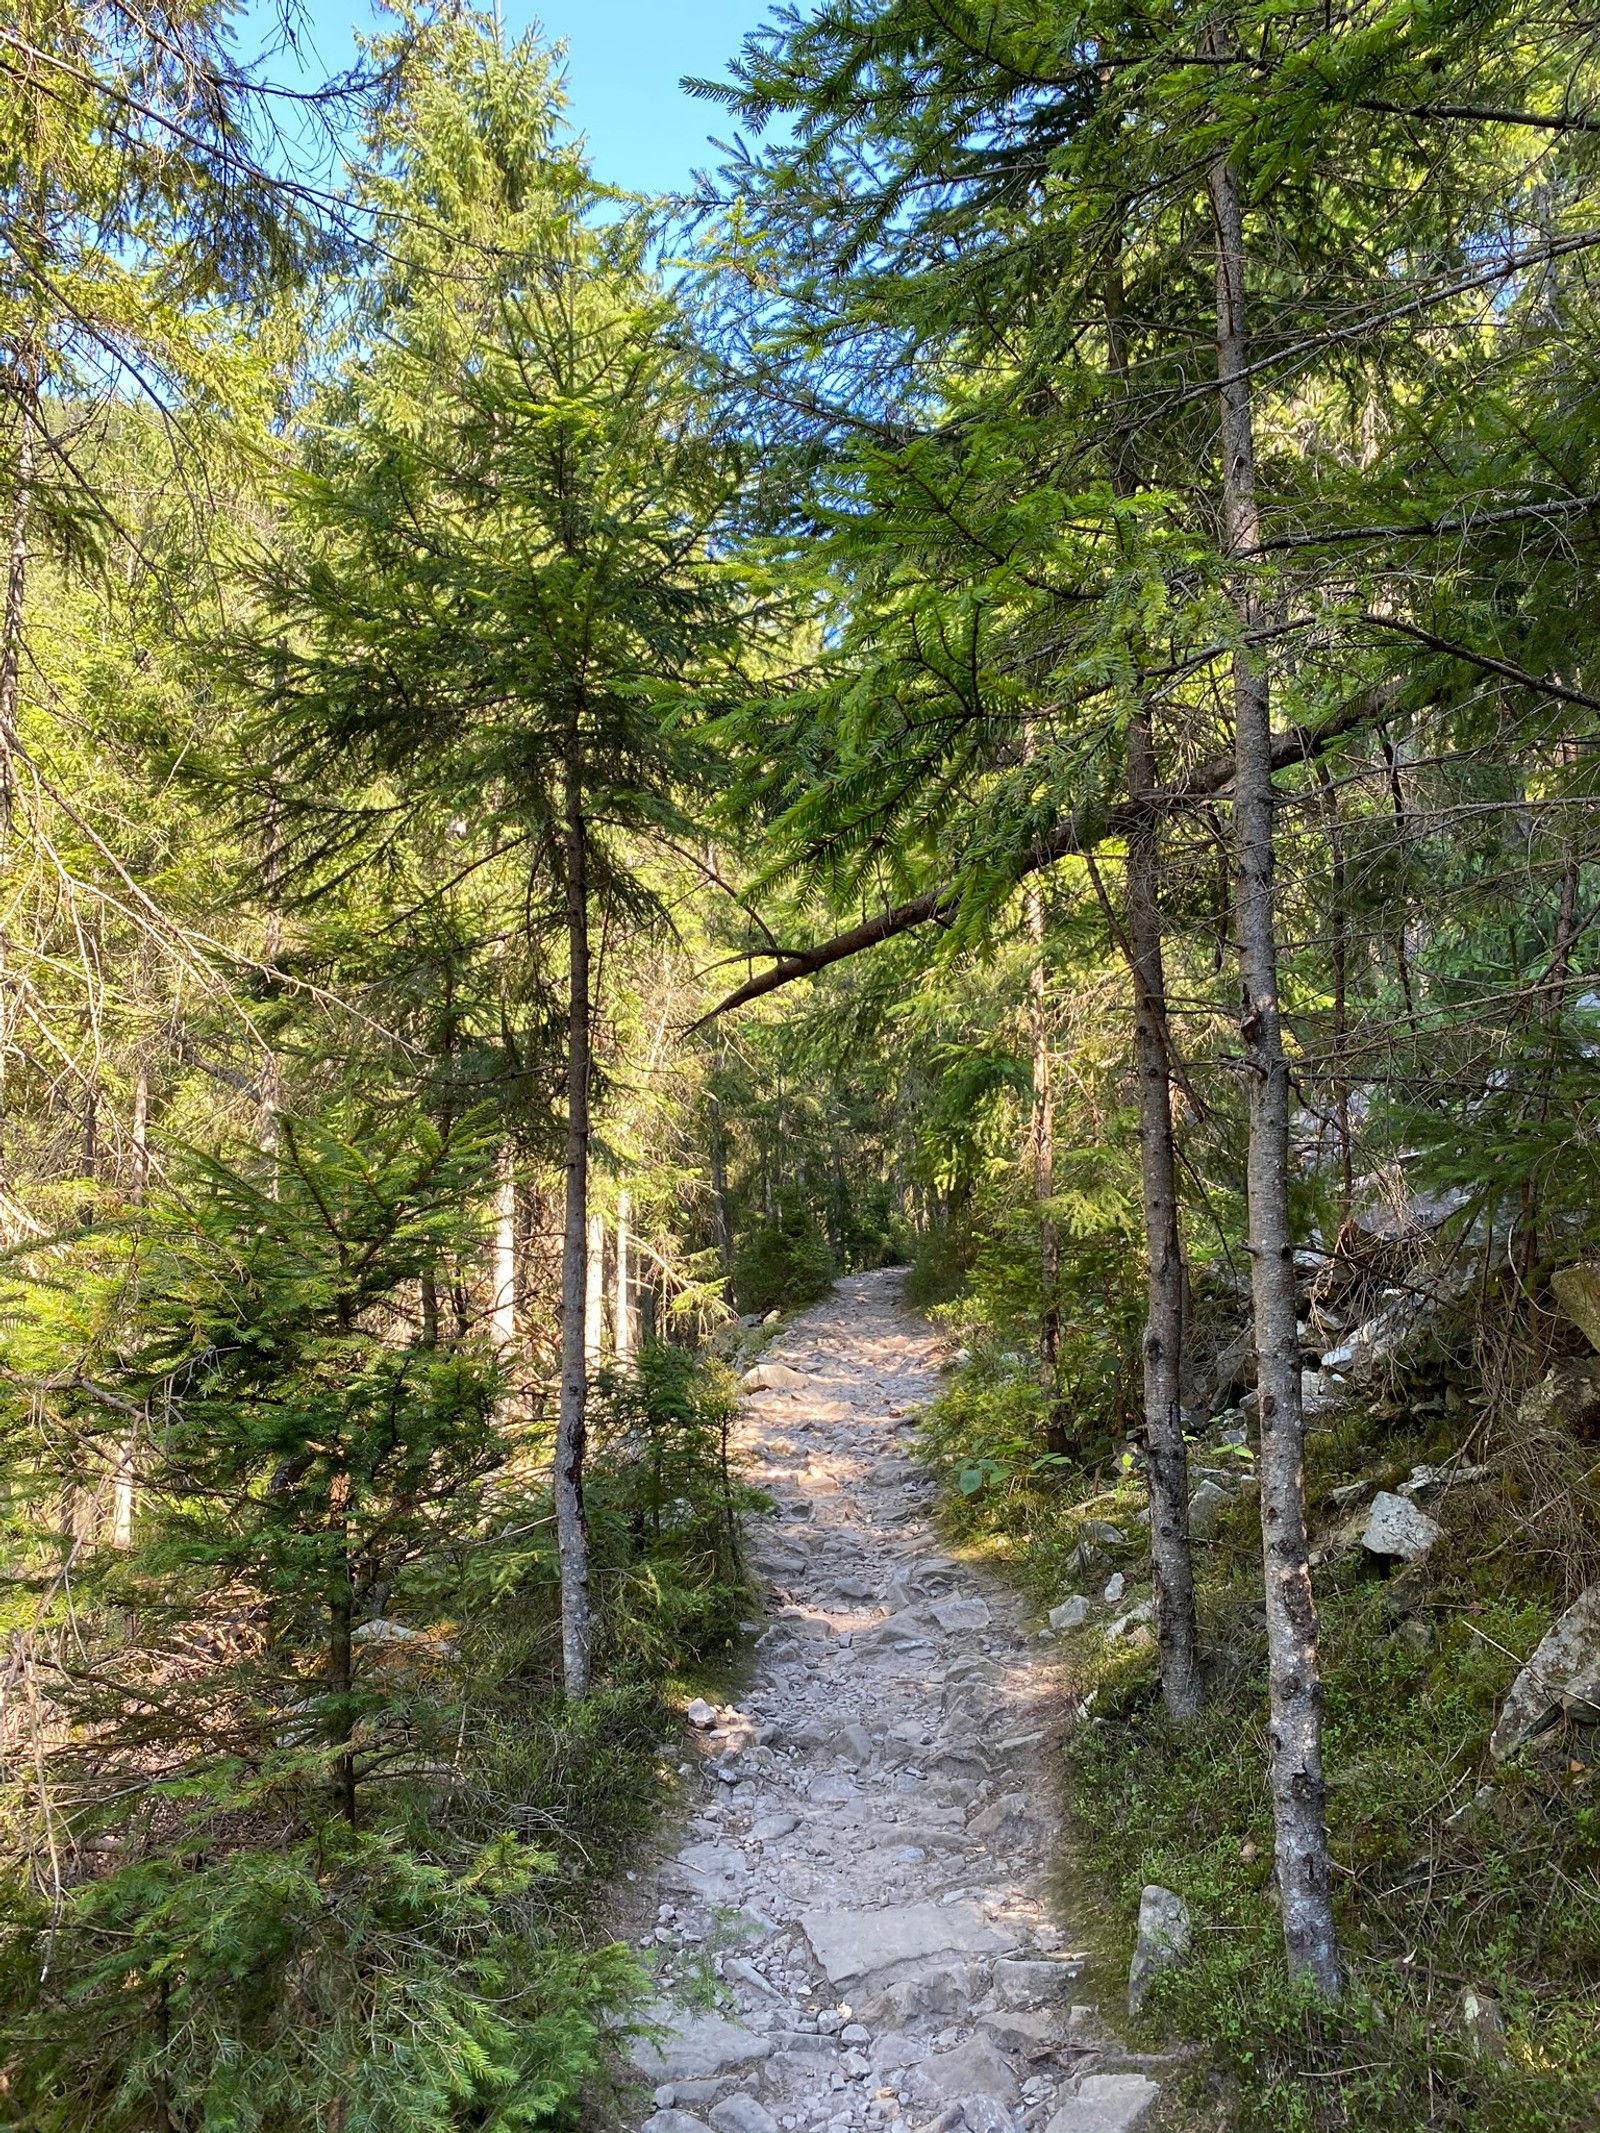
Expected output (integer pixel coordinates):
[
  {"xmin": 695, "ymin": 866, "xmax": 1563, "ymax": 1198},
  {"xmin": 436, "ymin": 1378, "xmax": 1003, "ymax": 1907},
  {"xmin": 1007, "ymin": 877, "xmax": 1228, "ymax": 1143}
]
[{"xmin": 4, "ymin": 0, "xmax": 1600, "ymax": 2126}]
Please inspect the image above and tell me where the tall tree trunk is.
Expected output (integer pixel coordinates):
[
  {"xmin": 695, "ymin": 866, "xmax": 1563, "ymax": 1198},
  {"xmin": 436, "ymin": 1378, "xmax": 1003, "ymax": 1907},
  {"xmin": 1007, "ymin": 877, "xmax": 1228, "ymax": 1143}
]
[
  {"xmin": 0, "ymin": 354, "xmax": 38, "ymax": 1168},
  {"xmin": 555, "ymin": 745, "xmax": 593, "ymax": 1699},
  {"xmin": 1107, "ymin": 242, "xmax": 1203, "ymax": 1717},
  {"xmin": 1315, "ymin": 763, "xmax": 1355, "ymax": 1218},
  {"xmin": 614, "ymin": 1186, "xmax": 633, "ymax": 1366},
  {"xmin": 492, "ymin": 1144, "xmax": 517, "ymax": 1350},
  {"xmin": 1209, "ymin": 138, "xmax": 1340, "ymax": 1998},
  {"xmin": 1026, "ymin": 883, "xmax": 1065, "ymax": 1451},
  {"xmin": 708, "ymin": 1070, "xmax": 734, "ymax": 1272},
  {"xmin": 1127, "ymin": 712, "xmax": 1204, "ymax": 1718},
  {"xmin": 584, "ymin": 1210, "xmax": 606, "ymax": 1371},
  {"xmin": 113, "ymin": 1062, "xmax": 151, "ymax": 1549},
  {"xmin": 0, "ymin": 353, "xmax": 36, "ymax": 810}
]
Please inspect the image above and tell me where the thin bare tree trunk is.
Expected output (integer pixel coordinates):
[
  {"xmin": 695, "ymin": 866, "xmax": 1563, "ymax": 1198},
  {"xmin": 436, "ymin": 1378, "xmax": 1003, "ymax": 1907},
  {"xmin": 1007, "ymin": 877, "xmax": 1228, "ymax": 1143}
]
[
  {"xmin": 1107, "ymin": 242, "xmax": 1203, "ymax": 1717},
  {"xmin": 1315, "ymin": 763, "xmax": 1355, "ymax": 1217},
  {"xmin": 492, "ymin": 1144, "xmax": 517, "ymax": 1351},
  {"xmin": 556, "ymin": 745, "xmax": 593, "ymax": 1699},
  {"xmin": 614, "ymin": 1186, "xmax": 633, "ymax": 1367},
  {"xmin": 0, "ymin": 354, "xmax": 36, "ymax": 804},
  {"xmin": 115, "ymin": 1065, "xmax": 143, "ymax": 1542},
  {"xmin": 0, "ymin": 355, "xmax": 38, "ymax": 1165},
  {"xmin": 1026, "ymin": 883, "xmax": 1065, "ymax": 1451},
  {"xmin": 1127, "ymin": 712, "xmax": 1204, "ymax": 1718},
  {"xmin": 584, "ymin": 1210, "xmax": 606, "ymax": 1372},
  {"xmin": 1209, "ymin": 138, "xmax": 1340, "ymax": 1998}
]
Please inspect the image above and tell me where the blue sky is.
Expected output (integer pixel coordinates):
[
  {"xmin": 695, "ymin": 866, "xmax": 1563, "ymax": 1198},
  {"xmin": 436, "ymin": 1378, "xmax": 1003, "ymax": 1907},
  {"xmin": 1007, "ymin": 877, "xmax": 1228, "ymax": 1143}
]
[{"xmin": 244, "ymin": 0, "xmax": 779, "ymax": 195}]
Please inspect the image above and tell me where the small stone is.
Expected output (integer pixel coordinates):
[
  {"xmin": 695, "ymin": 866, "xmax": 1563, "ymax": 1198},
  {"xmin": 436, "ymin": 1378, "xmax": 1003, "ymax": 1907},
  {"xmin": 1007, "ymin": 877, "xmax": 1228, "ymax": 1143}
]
[
  {"xmin": 1127, "ymin": 1885, "xmax": 1191, "ymax": 2017},
  {"xmin": 1048, "ymin": 1597, "xmax": 1090, "ymax": 1632},
  {"xmin": 710, "ymin": 2097, "xmax": 781, "ymax": 2133},
  {"xmin": 1186, "ymin": 1478, "xmax": 1231, "ymax": 1541},
  {"xmin": 960, "ymin": 2098, "xmax": 1014, "ymax": 2133},
  {"xmin": 930, "ymin": 1597, "xmax": 991, "ymax": 1633},
  {"xmin": 1046, "ymin": 2074, "xmax": 1160, "ymax": 2132},
  {"xmin": 1360, "ymin": 1491, "xmax": 1442, "ymax": 1562},
  {"xmin": 752, "ymin": 1812, "xmax": 799, "ymax": 1842},
  {"xmin": 643, "ymin": 2113, "xmax": 715, "ymax": 2133},
  {"xmin": 841, "ymin": 2024, "xmax": 871, "ymax": 2045},
  {"xmin": 1104, "ymin": 1601, "xmax": 1154, "ymax": 1643},
  {"xmin": 1102, "ymin": 1572, "xmax": 1126, "ymax": 1606},
  {"xmin": 1459, "ymin": 1988, "xmax": 1509, "ymax": 2061},
  {"xmin": 686, "ymin": 1699, "xmax": 717, "ymax": 1729},
  {"xmin": 1445, "ymin": 1783, "xmax": 1494, "ymax": 1828}
]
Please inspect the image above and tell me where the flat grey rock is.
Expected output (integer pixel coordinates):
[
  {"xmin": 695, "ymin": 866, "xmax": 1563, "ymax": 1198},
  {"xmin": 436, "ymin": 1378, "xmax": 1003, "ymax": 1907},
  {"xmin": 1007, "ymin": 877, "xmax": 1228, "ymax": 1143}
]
[
  {"xmin": 913, "ymin": 2029, "xmax": 1019, "ymax": 2109},
  {"xmin": 750, "ymin": 1811, "xmax": 798, "ymax": 1841},
  {"xmin": 929, "ymin": 1595, "xmax": 991, "ymax": 1632},
  {"xmin": 993, "ymin": 1955, "xmax": 1081, "ymax": 2008},
  {"xmin": 1048, "ymin": 1595, "xmax": 1090, "ymax": 1631},
  {"xmin": 1046, "ymin": 2073, "xmax": 1161, "ymax": 2131},
  {"xmin": 630, "ymin": 2009, "xmax": 773, "ymax": 2082},
  {"xmin": 800, "ymin": 1902, "xmax": 1011, "ymax": 1987},
  {"xmin": 708, "ymin": 2097, "xmax": 780, "ymax": 2133},
  {"xmin": 979, "ymin": 2006, "xmax": 1061, "ymax": 2053},
  {"xmin": 642, "ymin": 2113, "xmax": 713, "ymax": 2133}
]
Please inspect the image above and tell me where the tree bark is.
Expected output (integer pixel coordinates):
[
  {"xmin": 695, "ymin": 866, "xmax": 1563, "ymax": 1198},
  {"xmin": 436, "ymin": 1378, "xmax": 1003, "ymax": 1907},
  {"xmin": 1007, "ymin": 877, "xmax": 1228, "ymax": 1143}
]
[
  {"xmin": 492, "ymin": 1143, "xmax": 517, "ymax": 1351},
  {"xmin": 0, "ymin": 353, "xmax": 37, "ymax": 819},
  {"xmin": 1026, "ymin": 883, "xmax": 1065, "ymax": 1452},
  {"xmin": 584, "ymin": 1209, "xmax": 606, "ymax": 1372},
  {"xmin": 614, "ymin": 1186, "xmax": 633, "ymax": 1367},
  {"xmin": 556, "ymin": 744, "xmax": 593, "ymax": 1699},
  {"xmin": 1127, "ymin": 711, "xmax": 1204, "ymax": 1719},
  {"xmin": 1108, "ymin": 238, "xmax": 1203, "ymax": 1718},
  {"xmin": 1209, "ymin": 141, "xmax": 1341, "ymax": 1998}
]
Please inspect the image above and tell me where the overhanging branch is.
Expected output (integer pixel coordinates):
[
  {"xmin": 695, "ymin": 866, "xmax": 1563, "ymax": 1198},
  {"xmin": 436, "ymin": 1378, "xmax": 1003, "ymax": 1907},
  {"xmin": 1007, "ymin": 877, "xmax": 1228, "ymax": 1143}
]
[{"xmin": 692, "ymin": 687, "xmax": 1394, "ymax": 1028}]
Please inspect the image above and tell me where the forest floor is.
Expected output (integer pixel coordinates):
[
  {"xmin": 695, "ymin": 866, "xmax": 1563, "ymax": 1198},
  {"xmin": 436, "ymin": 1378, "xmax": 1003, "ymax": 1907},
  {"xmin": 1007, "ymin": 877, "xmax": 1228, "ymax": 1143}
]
[{"xmin": 619, "ymin": 1270, "xmax": 1176, "ymax": 2133}]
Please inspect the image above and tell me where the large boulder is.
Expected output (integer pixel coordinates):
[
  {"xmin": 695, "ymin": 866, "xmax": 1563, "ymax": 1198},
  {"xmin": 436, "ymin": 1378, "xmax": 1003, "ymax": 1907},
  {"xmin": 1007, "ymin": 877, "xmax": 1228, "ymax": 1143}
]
[
  {"xmin": 1550, "ymin": 1260, "xmax": 1600, "ymax": 1352},
  {"xmin": 1127, "ymin": 1884, "xmax": 1191, "ymax": 2016},
  {"xmin": 1490, "ymin": 1581, "xmax": 1600, "ymax": 1759}
]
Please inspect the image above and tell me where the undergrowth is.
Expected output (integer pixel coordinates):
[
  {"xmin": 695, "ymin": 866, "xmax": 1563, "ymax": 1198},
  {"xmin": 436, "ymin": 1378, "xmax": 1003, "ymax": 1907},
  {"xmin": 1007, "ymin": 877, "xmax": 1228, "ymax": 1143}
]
[
  {"xmin": 917, "ymin": 1282, "xmax": 1600, "ymax": 2132},
  {"xmin": 0, "ymin": 1124, "xmax": 759, "ymax": 2133}
]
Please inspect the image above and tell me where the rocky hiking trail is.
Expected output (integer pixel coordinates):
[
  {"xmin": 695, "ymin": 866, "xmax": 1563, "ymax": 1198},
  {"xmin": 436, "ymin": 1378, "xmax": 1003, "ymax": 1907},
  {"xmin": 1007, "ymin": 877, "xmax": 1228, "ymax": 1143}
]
[{"xmin": 622, "ymin": 1269, "xmax": 1173, "ymax": 2133}]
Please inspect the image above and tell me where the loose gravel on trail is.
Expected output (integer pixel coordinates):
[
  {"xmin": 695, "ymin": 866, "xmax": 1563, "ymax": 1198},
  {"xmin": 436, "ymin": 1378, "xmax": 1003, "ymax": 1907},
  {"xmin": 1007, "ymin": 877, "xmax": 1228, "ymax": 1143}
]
[{"xmin": 624, "ymin": 1269, "xmax": 1166, "ymax": 2133}]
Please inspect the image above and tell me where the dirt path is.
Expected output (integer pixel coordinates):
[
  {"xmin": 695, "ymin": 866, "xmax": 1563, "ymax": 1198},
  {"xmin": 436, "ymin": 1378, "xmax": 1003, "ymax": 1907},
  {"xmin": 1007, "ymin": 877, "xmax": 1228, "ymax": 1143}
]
[{"xmin": 626, "ymin": 1268, "xmax": 1163, "ymax": 2133}]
